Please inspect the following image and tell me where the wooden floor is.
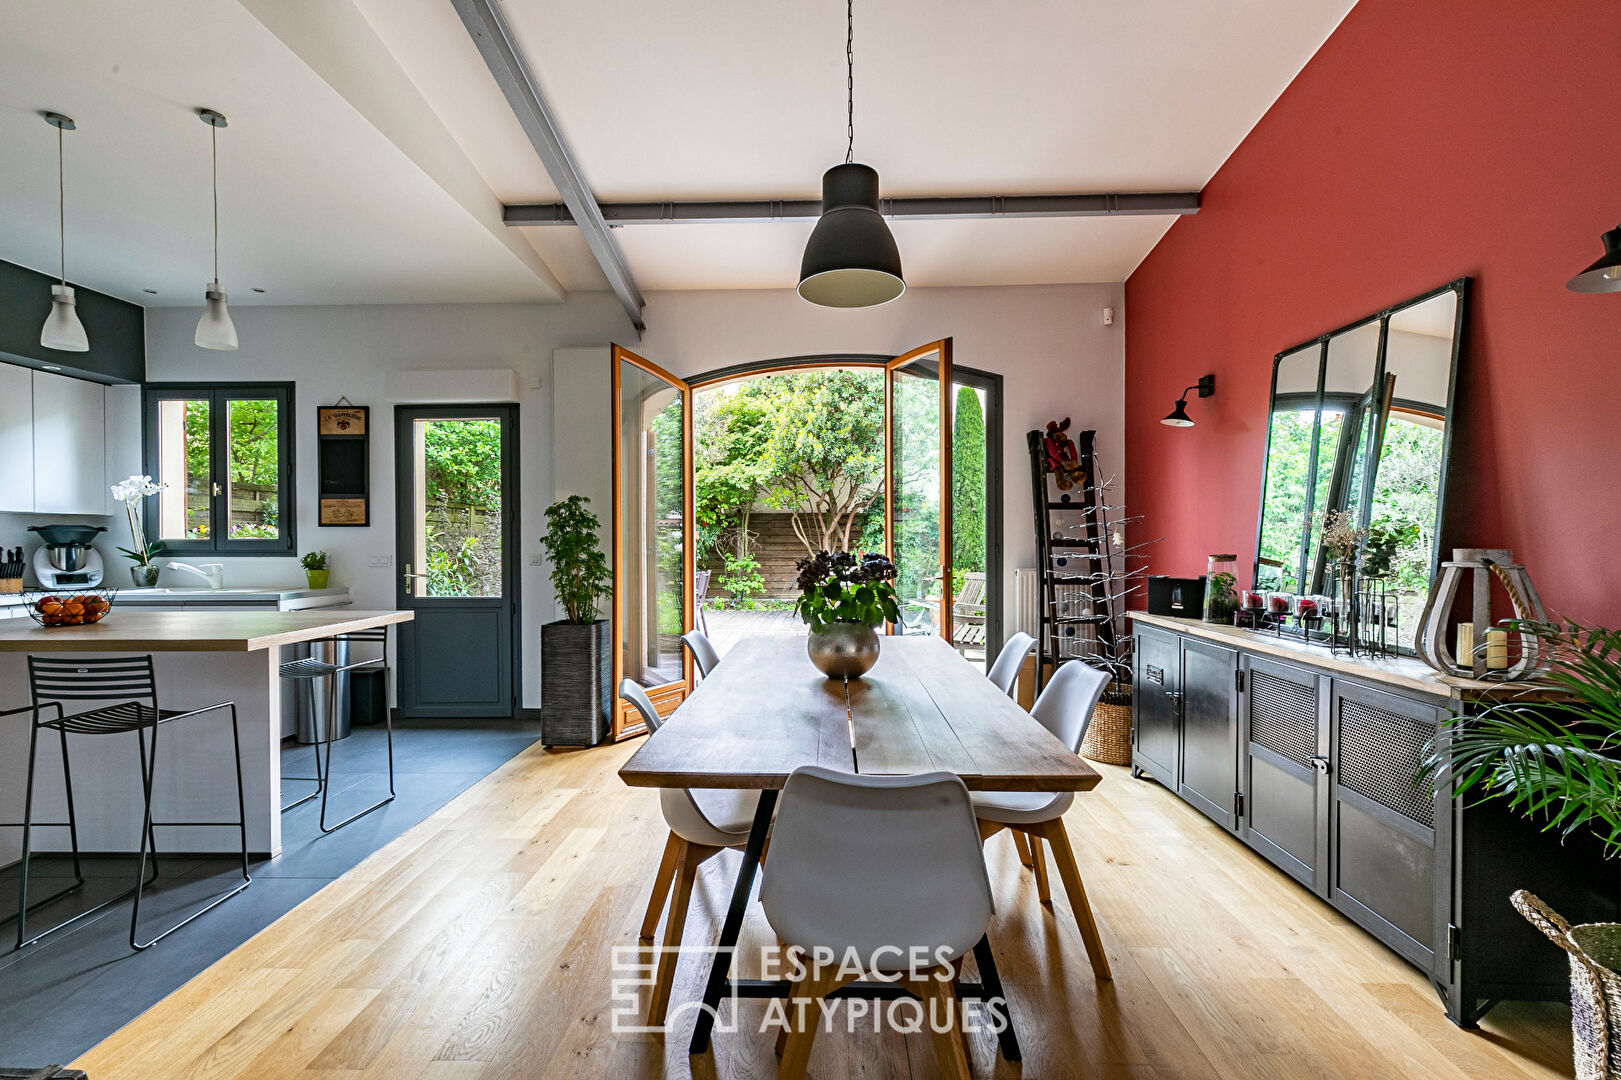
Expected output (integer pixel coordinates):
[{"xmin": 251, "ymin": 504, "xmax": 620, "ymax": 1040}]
[{"xmin": 74, "ymin": 737, "xmax": 1575, "ymax": 1080}]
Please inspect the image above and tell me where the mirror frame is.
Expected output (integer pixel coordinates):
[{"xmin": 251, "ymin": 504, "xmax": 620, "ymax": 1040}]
[{"xmin": 1252, "ymin": 277, "xmax": 1469, "ymax": 624}]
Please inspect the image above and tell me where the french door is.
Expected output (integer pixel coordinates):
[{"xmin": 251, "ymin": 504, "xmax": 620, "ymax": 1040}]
[
  {"xmin": 885, "ymin": 339, "xmax": 955, "ymax": 642},
  {"xmin": 610, "ymin": 346, "xmax": 695, "ymax": 740}
]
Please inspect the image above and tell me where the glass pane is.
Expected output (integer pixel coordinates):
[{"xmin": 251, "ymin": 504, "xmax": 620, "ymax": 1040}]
[
  {"xmin": 619, "ymin": 361, "xmax": 686, "ymax": 688},
  {"xmin": 411, "ymin": 417, "xmax": 504, "ymax": 598},
  {"xmin": 1256, "ymin": 345, "xmax": 1321, "ymax": 593},
  {"xmin": 224, "ymin": 398, "xmax": 280, "ymax": 541},
  {"xmin": 1307, "ymin": 321, "xmax": 1380, "ymax": 591},
  {"xmin": 891, "ymin": 352, "xmax": 944, "ymax": 637},
  {"xmin": 155, "ymin": 398, "xmax": 211, "ymax": 540},
  {"xmin": 950, "ymin": 381, "xmax": 988, "ymax": 667}
]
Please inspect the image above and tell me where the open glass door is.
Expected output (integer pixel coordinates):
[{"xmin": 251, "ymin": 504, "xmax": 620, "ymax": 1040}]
[
  {"xmin": 611, "ymin": 345, "xmax": 694, "ymax": 740},
  {"xmin": 884, "ymin": 339, "xmax": 954, "ymax": 642}
]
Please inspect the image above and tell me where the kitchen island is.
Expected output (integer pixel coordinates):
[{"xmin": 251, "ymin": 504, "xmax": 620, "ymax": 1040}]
[{"xmin": 0, "ymin": 609, "xmax": 412, "ymax": 861}]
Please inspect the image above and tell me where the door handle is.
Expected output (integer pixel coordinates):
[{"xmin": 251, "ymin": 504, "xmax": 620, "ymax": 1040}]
[
  {"xmin": 402, "ymin": 563, "xmax": 427, "ymax": 588},
  {"xmin": 211, "ymin": 481, "xmax": 223, "ymax": 497},
  {"xmin": 1164, "ymin": 690, "xmax": 1182, "ymax": 702},
  {"xmin": 1311, "ymin": 755, "xmax": 1330, "ymax": 775}
]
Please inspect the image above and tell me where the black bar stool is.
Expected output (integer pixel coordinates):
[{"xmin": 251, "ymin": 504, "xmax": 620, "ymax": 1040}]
[
  {"xmin": 8, "ymin": 655, "xmax": 250, "ymax": 951},
  {"xmin": 278, "ymin": 628, "xmax": 394, "ymax": 833}
]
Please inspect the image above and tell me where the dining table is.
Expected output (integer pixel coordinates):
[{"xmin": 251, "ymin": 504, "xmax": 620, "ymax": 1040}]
[{"xmin": 618, "ymin": 631, "xmax": 1102, "ymax": 1058}]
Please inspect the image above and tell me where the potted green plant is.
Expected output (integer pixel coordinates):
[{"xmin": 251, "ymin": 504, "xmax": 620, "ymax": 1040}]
[
  {"xmin": 111, "ymin": 474, "xmax": 167, "ymax": 587},
  {"xmin": 301, "ymin": 550, "xmax": 330, "ymax": 589},
  {"xmin": 539, "ymin": 495, "xmax": 614, "ymax": 746},
  {"xmin": 794, "ymin": 550, "xmax": 901, "ymax": 680}
]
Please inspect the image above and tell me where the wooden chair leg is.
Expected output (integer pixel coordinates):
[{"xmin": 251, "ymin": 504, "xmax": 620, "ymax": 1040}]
[
  {"xmin": 779, "ymin": 968, "xmax": 855, "ymax": 1080},
  {"xmin": 1026, "ymin": 832, "xmax": 1051, "ymax": 904},
  {"xmin": 914, "ymin": 971, "xmax": 971, "ymax": 1080},
  {"xmin": 1011, "ymin": 830, "xmax": 1034, "ymax": 867},
  {"xmin": 639, "ymin": 831, "xmax": 682, "ymax": 941},
  {"xmin": 647, "ymin": 840, "xmax": 715, "ymax": 1025},
  {"xmin": 1036, "ymin": 819, "xmax": 1112, "ymax": 980}
]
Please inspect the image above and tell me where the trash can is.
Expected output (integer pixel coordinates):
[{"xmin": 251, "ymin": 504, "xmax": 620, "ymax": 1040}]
[
  {"xmin": 350, "ymin": 667, "xmax": 388, "ymax": 726},
  {"xmin": 294, "ymin": 638, "xmax": 351, "ymax": 744}
]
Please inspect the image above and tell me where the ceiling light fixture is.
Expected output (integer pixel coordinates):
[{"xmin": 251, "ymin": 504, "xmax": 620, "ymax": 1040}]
[
  {"xmin": 39, "ymin": 112, "xmax": 88, "ymax": 353},
  {"xmin": 195, "ymin": 108, "xmax": 238, "ymax": 351},
  {"xmin": 797, "ymin": 0, "xmax": 903, "ymax": 308},
  {"xmin": 1162, "ymin": 374, "xmax": 1215, "ymax": 428},
  {"xmin": 1567, "ymin": 223, "xmax": 1621, "ymax": 293}
]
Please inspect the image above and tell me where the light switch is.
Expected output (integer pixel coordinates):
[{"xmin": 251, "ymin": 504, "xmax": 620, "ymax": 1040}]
[
  {"xmin": 368, "ymin": 554, "xmax": 393, "ymax": 568},
  {"xmin": 528, "ymin": 553, "xmax": 542, "ymax": 566}
]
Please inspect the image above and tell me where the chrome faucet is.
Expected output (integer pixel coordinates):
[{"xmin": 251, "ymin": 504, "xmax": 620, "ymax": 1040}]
[{"xmin": 167, "ymin": 561, "xmax": 225, "ymax": 589}]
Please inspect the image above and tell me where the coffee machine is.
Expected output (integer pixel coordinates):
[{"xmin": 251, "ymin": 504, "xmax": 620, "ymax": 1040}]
[{"xmin": 29, "ymin": 524, "xmax": 106, "ymax": 588}]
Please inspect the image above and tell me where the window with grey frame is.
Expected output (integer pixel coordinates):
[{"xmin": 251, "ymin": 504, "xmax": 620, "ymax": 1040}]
[{"xmin": 142, "ymin": 383, "xmax": 296, "ymax": 556}]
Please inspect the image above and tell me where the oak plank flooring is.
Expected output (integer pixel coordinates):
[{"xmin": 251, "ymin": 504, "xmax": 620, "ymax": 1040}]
[{"xmin": 76, "ymin": 738, "xmax": 1572, "ymax": 1080}]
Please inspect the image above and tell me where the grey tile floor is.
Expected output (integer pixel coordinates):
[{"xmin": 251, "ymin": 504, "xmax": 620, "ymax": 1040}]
[{"xmin": 0, "ymin": 718, "xmax": 541, "ymax": 1067}]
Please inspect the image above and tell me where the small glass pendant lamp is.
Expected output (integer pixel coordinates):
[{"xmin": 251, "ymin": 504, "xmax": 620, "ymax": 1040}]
[
  {"xmin": 40, "ymin": 112, "xmax": 89, "ymax": 353},
  {"xmin": 195, "ymin": 108, "xmax": 238, "ymax": 351}
]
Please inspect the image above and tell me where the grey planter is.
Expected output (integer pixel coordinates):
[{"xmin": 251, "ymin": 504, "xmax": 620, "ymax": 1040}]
[{"xmin": 541, "ymin": 619, "xmax": 612, "ymax": 747}]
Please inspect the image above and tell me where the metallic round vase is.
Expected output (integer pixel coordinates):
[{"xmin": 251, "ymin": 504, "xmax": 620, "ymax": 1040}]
[
  {"xmin": 806, "ymin": 621, "xmax": 880, "ymax": 680},
  {"xmin": 130, "ymin": 564, "xmax": 159, "ymax": 588}
]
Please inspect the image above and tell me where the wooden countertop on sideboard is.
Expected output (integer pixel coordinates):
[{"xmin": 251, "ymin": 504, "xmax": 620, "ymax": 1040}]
[
  {"xmin": 1129, "ymin": 612, "xmax": 1559, "ymax": 702},
  {"xmin": 0, "ymin": 609, "xmax": 413, "ymax": 653}
]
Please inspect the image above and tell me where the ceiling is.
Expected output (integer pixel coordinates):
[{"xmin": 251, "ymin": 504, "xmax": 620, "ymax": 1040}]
[{"xmin": 0, "ymin": 0, "xmax": 1356, "ymax": 307}]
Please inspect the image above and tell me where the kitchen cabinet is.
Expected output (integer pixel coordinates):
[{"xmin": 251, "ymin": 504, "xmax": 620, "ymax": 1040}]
[
  {"xmin": 31, "ymin": 369, "xmax": 106, "ymax": 516},
  {"xmin": 1132, "ymin": 612, "xmax": 1618, "ymax": 1029},
  {"xmin": 0, "ymin": 364, "xmax": 33, "ymax": 511}
]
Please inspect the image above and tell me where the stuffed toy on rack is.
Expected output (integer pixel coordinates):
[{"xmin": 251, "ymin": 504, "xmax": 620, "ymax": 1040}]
[{"xmin": 1042, "ymin": 418, "xmax": 1089, "ymax": 490}]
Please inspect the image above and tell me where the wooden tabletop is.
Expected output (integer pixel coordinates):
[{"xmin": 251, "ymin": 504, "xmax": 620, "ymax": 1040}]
[
  {"xmin": 619, "ymin": 633, "xmax": 1102, "ymax": 793},
  {"xmin": 0, "ymin": 609, "xmax": 413, "ymax": 652}
]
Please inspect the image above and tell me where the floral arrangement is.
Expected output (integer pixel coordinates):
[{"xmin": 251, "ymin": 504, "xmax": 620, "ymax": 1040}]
[
  {"xmin": 793, "ymin": 550, "xmax": 900, "ymax": 632},
  {"xmin": 110, "ymin": 474, "xmax": 166, "ymax": 567},
  {"xmin": 1318, "ymin": 508, "xmax": 1367, "ymax": 566}
]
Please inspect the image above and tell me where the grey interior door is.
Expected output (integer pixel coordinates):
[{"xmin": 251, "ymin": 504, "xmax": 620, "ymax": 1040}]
[{"xmin": 395, "ymin": 404, "xmax": 519, "ymax": 718}]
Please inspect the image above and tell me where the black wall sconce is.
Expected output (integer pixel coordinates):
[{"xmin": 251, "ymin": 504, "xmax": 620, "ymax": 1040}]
[
  {"xmin": 1162, "ymin": 374, "xmax": 1215, "ymax": 428},
  {"xmin": 1568, "ymin": 223, "xmax": 1621, "ymax": 293}
]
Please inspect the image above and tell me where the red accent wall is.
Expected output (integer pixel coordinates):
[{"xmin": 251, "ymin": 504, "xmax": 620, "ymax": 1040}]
[{"xmin": 1125, "ymin": 0, "xmax": 1621, "ymax": 625}]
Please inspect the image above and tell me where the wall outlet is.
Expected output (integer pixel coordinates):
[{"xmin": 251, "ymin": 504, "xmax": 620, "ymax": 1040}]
[{"xmin": 368, "ymin": 554, "xmax": 392, "ymax": 568}]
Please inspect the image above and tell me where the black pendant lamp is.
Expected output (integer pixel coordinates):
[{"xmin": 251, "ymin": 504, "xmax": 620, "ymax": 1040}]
[
  {"xmin": 798, "ymin": 0, "xmax": 904, "ymax": 308},
  {"xmin": 1567, "ymin": 223, "xmax": 1621, "ymax": 293}
]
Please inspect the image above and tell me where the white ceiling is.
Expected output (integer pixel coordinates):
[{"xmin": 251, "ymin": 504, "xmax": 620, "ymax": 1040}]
[{"xmin": 0, "ymin": 0, "xmax": 1356, "ymax": 306}]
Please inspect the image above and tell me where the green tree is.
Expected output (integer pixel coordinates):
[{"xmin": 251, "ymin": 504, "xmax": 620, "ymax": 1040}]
[{"xmin": 951, "ymin": 385, "xmax": 986, "ymax": 574}]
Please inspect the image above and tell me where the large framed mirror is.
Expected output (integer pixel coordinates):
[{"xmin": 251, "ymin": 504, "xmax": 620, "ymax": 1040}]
[{"xmin": 1254, "ymin": 278, "xmax": 1467, "ymax": 648}]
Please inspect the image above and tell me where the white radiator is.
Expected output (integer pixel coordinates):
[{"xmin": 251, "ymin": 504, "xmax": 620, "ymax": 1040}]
[{"xmin": 1012, "ymin": 569, "xmax": 1041, "ymax": 640}]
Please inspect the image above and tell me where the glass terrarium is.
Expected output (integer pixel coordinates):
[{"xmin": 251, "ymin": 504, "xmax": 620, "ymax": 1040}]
[{"xmin": 1203, "ymin": 553, "xmax": 1239, "ymax": 623}]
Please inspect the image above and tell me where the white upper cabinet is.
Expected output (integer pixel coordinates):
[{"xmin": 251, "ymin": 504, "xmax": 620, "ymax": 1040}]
[
  {"xmin": 0, "ymin": 364, "xmax": 34, "ymax": 512},
  {"xmin": 31, "ymin": 369, "xmax": 107, "ymax": 516}
]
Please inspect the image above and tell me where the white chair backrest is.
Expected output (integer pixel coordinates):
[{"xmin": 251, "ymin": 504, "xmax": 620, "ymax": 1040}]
[
  {"xmin": 681, "ymin": 630, "xmax": 721, "ymax": 677},
  {"xmin": 619, "ymin": 679, "xmax": 662, "ymax": 734},
  {"xmin": 1031, "ymin": 661, "xmax": 1111, "ymax": 753},
  {"xmin": 761, "ymin": 766, "xmax": 993, "ymax": 964},
  {"xmin": 985, "ymin": 632, "xmax": 1036, "ymax": 696}
]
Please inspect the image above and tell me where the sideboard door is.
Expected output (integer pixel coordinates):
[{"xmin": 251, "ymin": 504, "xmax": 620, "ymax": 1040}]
[
  {"xmin": 1132, "ymin": 627, "xmax": 1182, "ymax": 786},
  {"xmin": 1177, "ymin": 637, "xmax": 1240, "ymax": 830},
  {"xmin": 1239, "ymin": 656, "xmax": 1329, "ymax": 895}
]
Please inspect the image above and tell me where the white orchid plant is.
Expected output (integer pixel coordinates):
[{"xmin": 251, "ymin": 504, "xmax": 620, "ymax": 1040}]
[{"xmin": 110, "ymin": 474, "xmax": 167, "ymax": 567}]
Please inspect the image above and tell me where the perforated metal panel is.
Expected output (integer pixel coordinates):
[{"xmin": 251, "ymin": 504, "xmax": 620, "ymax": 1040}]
[
  {"xmin": 1338, "ymin": 696, "xmax": 1435, "ymax": 828},
  {"xmin": 1250, "ymin": 670, "xmax": 1316, "ymax": 768}
]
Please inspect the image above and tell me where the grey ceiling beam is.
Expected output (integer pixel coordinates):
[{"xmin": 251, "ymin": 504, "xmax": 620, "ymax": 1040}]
[
  {"xmin": 450, "ymin": 0, "xmax": 645, "ymax": 332},
  {"xmin": 503, "ymin": 192, "xmax": 1201, "ymax": 227}
]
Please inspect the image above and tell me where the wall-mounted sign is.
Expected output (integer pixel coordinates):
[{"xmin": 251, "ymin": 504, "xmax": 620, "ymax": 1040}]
[
  {"xmin": 317, "ymin": 399, "xmax": 370, "ymax": 527},
  {"xmin": 318, "ymin": 406, "xmax": 367, "ymax": 436},
  {"xmin": 319, "ymin": 498, "xmax": 368, "ymax": 526}
]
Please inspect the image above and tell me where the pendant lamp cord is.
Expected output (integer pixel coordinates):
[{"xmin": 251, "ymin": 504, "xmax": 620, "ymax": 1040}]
[
  {"xmin": 845, "ymin": 0, "xmax": 854, "ymax": 164},
  {"xmin": 57, "ymin": 124, "xmax": 66, "ymax": 285},
  {"xmin": 210, "ymin": 120, "xmax": 219, "ymax": 282}
]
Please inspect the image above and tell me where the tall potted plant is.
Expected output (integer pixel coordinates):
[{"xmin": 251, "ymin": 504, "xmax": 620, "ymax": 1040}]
[{"xmin": 539, "ymin": 495, "xmax": 614, "ymax": 746}]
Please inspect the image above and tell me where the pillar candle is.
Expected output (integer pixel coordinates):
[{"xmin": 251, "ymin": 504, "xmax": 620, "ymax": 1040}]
[
  {"xmin": 1486, "ymin": 628, "xmax": 1509, "ymax": 670},
  {"xmin": 1456, "ymin": 623, "xmax": 1475, "ymax": 664}
]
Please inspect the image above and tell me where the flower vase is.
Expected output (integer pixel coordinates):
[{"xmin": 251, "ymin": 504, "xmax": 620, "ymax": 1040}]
[{"xmin": 807, "ymin": 621, "xmax": 880, "ymax": 680}]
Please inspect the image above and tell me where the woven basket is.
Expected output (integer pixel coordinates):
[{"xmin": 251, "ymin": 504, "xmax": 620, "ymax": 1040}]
[
  {"xmin": 1514, "ymin": 890, "xmax": 1621, "ymax": 1079},
  {"xmin": 1081, "ymin": 680, "xmax": 1133, "ymax": 766}
]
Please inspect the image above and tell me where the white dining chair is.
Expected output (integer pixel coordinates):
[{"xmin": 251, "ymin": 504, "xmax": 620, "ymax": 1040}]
[
  {"xmin": 973, "ymin": 659, "xmax": 1113, "ymax": 980},
  {"xmin": 680, "ymin": 630, "xmax": 721, "ymax": 678},
  {"xmin": 985, "ymin": 632, "xmax": 1036, "ymax": 697},
  {"xmin": 620, "ymin": 679, "xmax": 761, "ymax": 1024},
  {"xmin": 761, "ymin": 765, "xmax": 992, "ymax": 1080}
]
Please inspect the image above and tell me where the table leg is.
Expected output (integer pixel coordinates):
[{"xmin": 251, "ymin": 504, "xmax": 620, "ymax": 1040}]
[
  {"xmin": 972, "ymin": 934, "xmax": 1021, "ymax": 1062},
  {"xmin": 689, "ymin": 787, "xmax": 777, "ymax": 1056}
]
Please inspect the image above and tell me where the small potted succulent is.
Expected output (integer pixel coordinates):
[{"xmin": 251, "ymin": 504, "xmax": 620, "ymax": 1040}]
[
  {"xmin": 111, "ymin": 474, "xmax": 167, "ymax": 587},
  {"xmin": 794, "ymin": 550, "xmax": 901, "ymax": 680},
  {"xmin": 538, "ymin": 495, "xmax": 614, "ymax": 746},
  {"xmin": 301, "ymin": 550, "xmax": 330, "ymax": 589}
]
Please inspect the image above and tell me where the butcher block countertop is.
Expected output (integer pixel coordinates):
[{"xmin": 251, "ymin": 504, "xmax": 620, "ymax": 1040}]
[{"xmin": 0, "ymin": 609, "xmax": 412, "ymax": 652}]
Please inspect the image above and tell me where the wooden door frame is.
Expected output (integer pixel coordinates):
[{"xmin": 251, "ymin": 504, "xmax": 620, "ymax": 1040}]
[
  {"xmin": 393, "ymin": 403, "xmax": 521, "ymax": 717},
  {"xmin": 883, "ymin": 339, "xmax": 954, "ymax": 642},
  {"xmin": 610, "ymin": 344, "xmax": 696, "ymax": 740}
]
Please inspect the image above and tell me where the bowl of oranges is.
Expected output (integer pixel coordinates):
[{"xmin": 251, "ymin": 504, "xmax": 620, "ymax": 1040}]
[{"xmin": 24, "ymin": 588, "xmax": 116, "ymax": 627}]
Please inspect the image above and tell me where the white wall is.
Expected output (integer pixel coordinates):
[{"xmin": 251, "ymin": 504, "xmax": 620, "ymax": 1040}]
[{"xmin": 143, "ymin": 297, "xmax": 633, "ymax": 708}]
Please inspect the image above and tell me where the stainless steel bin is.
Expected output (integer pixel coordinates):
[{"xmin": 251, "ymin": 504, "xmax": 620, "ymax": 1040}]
[{"xmin": 294, "ymin": 638, "xmax": 352, "ymax": 744}]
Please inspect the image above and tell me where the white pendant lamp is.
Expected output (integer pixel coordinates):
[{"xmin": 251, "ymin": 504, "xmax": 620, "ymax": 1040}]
[
  {"xmin": 195, "ymin": 108, "xmax": 238, "ymax": 351},
  {"xmin": 40, "ymin": 112, "xmax": 89, "ymax": 353}
]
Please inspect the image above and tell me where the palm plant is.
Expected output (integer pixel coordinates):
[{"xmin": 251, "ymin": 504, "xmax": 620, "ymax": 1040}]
[{"xmin": 1421, "ymin": 619, "xmax": 1621, "ymax": 855}]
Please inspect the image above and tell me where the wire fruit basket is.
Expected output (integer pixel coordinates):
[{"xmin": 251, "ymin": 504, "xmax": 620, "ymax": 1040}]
[{"xmin": 22, "ymin": 587, "xmax": 118, "ymax": 627}]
